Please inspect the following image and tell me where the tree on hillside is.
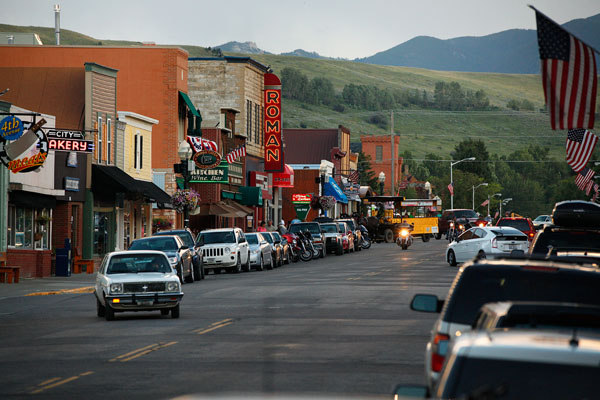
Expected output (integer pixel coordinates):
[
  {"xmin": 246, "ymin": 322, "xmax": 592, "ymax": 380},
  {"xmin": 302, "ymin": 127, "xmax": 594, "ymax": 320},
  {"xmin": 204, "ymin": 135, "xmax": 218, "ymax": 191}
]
[
  {"xmin": 451, "ymin": 138, "xmax": 492, "ymax": 180},
  {"xmin": 307, "ymin": 77, "xmax": 335, "ymax": 105},
  {"xmin": 281, "ymin": 67, "xmax": 309, "ymax": 101},
  {"xmin": 357, "ymin": 151, "xmax": 379, "ymax": 192}
]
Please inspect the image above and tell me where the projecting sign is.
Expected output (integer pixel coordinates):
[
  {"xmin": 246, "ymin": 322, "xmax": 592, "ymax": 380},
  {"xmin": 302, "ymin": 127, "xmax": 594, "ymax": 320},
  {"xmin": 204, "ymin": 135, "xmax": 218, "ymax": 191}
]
[
  {"xmin": 189, "ymin": 161, "xmax": 229, "ymax": 183},
  {"xmin": 292, "ymin": 194, "xmax": 312, "ymax": 203},
  {"xmin": 1, "ymin": 119, "xmax": 49, "ymax": 173},
  {"xmin": 193, "ymin": 150, "xmax": 221, "ymax": 169},
  {"xmin": 46, "ymin": 130, "xmax": 94, "ymax": 153},
  {"xmin": 264, "ymin": 73, "xmax": 284, "ymax": 172},
  {"xmin": 64, "ymin": 177, "xmax": 80, "ymax": 191},
  {"xmin": 0, "ymin": 116, "xmax": 24, "ymax": 141}
]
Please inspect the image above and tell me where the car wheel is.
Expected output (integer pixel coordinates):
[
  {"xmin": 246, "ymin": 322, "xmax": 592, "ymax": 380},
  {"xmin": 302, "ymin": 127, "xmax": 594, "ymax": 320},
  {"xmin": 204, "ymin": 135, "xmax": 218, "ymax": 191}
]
[
  {"xmin": 256, "ymin": 255, "xmax": 264, "ymax": 271},
  {"xmin": 336, "ymin": 244, "xmax": 343, "ymax": 256},
  {"xmin": 320, "ymin": 248, "xmax": 325, "ymax": 258},
  {"xmin": 384, "ymin": 229, "xmax": 394, "ymax": 243},
  {"xmin": 184, "ymin": 263, "xmax": 194, "ymax": 283},
  {"xmin": 104, "ymin": 296, "xmax": 115, "ymax": 321},
  {"xmin": 230, "ymin": 257, "xmax": 241, "ymax": 273},
  {"xmin": 171, "ymin": 304, "xmax": 180, "ymax": 319},
  {"xmin": 267, "ymin": 254, "xmax": 274, "ymax": 270},
  {"xmin": 435, "ymin": 233, "xmax": 442, "ymax": 240},
  {"xmin": 284, "ymin": 250, "xmax": 290, "ymax": 264},
  {"xmin": 214, "ymin": 268, "xmax": 221, "ymax": 274},
  {"xmin": 242, "ymin": 252, "xmax": 251, "ymax": 272},
  {"xmin": 161, "ymin": 309, "xmax": 170, "ymax": 316},
  {"xmin": 422, "ymin": 235, "xmax": 430, "ymax": 242},
  {"xmin": 96, "ymin": 298, "xmax": 105, "ymax": 318},
  {"xmin": 193, "ymin": 259, "xmax": 203, "ymax": 281},
  {"xmin": 177, "ymin": 263, "xmax": 184, "ymax": 284},
  {"xmin": 478, "ymin": 250, "xmax": 486, "ymax": 260},
  {"xmin": 448, "ymin": 250, "xmax": 457, "ymax": 267}
]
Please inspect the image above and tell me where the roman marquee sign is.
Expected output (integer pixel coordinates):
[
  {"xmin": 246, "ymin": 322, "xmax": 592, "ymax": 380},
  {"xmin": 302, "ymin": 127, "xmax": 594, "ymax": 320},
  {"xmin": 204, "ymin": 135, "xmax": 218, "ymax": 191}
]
[{"xmin": 264, "ymin": 73, "xmax": 284, "ymax": 172}]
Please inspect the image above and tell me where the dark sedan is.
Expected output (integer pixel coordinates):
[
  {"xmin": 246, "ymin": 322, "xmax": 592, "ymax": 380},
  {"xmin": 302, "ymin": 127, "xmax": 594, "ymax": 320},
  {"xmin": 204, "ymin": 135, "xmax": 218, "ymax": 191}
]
[
  {"xmin": 128, "ymin": 235, "xmax": 194, "ymax": 283},
  {"xmin": 154, "ymin": 229, "xmax": 204, "ymax": 279}
]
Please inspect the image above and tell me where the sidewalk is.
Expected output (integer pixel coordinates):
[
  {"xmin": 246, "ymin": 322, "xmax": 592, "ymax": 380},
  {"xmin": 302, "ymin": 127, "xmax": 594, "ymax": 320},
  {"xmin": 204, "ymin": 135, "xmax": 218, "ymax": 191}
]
[{"xmin": 0, "ymin": 273, "xmax": 96, "ymax": 299}]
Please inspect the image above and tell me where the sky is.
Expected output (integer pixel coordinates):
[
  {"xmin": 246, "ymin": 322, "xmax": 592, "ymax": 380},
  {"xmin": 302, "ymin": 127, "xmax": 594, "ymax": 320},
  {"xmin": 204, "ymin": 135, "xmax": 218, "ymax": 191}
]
[{"xmin": 1, "ymin": 0, "xmax": 599, "ymax": 59}]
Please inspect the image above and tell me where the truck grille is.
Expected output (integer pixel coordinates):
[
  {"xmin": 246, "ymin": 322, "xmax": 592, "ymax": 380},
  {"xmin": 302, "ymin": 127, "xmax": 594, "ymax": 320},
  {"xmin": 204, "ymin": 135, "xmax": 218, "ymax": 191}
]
[
  {"xmin": 204, "ymin": 248, "xmax": 224, "ymax": 257},
  {"xmin": 123, "ymin": 282, "xmax": 166, "ymax": 293}
]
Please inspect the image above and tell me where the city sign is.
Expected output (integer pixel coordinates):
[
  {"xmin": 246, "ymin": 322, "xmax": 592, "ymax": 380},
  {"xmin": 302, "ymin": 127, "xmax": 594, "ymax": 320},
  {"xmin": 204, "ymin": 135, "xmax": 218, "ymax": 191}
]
[
  {"xmin": 189, "ymin": 161, "xmax": 229, "ymax": 183},
  {"xmin": 193, "ymin": 150, "xmax": 221, "ymax": 169},
  {"xmin": 264, "ymin": 73, "xmax": 284, "ymax": 172},
  {"xmin": 46, "ymin": 129, "xmax": 85, "ymax": 140},
  {"xmin": 0, "ymin": 115, "xmax": 24, "ymax": 140}
]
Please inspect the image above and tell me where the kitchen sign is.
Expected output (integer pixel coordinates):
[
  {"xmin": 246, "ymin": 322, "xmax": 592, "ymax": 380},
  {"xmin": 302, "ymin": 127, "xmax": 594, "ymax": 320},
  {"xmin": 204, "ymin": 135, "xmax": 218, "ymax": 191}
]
[
  {"xmin": 189, "ymin": 161, "xmax": 229, "ymax": 183},
  {"xmin": 193, "ymin": 150, "xmax": 221, "ymax": 169}
]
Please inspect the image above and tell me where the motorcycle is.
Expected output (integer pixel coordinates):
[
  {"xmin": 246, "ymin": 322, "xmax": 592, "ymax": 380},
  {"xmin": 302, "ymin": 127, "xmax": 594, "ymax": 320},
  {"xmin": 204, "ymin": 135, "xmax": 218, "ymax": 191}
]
[
  {"xmin": 359, "ymin": 224, "xmax": 371, "ymax": 249},
  {"xmin": 281, "ymin": 232, "xmax": 301, "ymax": 262},
  {"xmin": 396, "ymin": 222, "xmax": 414, "ymax": 250},
  {"xmin": 449, "ymin": 219, "xmax": 470, "ymax": 242},
  {"xmin": 296, "ymin": 231, "xmax": 314, "ymax": 262}
]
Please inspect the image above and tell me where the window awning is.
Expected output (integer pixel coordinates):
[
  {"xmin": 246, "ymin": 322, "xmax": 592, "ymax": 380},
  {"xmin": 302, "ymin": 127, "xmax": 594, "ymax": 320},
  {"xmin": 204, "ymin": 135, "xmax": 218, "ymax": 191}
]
[
  {"xmin": 272, "ymin": 164, "xmax": 294, "ymax": 188},
  {"xmin": 137, "ymin": 180, "xmax": 172, "ymax": 208},
  {"xmin": 323, "ymin": 176, "xmax": 348, "ymax": 204},
  {"xmin": 92, "ymin": 164, "xmax": 142, "ymax": 196},
  {"xmin": 179, "ymin": 91, "xmax": 200, "ymax": 117},
  {"xmin": 239, "ymin": 186, "xmax": 263, "ymax": 206}
]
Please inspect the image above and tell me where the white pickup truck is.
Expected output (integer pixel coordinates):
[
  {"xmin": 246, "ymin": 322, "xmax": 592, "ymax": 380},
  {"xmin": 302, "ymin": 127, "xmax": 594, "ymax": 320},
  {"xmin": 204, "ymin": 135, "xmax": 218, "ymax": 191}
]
[{"xmin": 197, "ymin": 228, "xmax": 250, "ymax": 274}]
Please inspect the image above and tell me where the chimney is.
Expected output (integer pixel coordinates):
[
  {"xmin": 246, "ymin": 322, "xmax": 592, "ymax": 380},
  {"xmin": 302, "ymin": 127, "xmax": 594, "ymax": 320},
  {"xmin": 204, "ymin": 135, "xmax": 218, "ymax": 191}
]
[
  {"xmin": 7, "ymin": 35, "xmax": 14, "ymax": 44},
  {"xmin": 54, "ymin": 4, "xmax": 60, "ymax": 45}
]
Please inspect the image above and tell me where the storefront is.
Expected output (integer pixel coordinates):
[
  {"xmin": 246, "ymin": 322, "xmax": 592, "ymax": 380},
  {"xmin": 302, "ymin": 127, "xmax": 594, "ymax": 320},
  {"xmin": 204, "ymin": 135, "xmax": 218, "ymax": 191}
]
[
  {"xmin": 322, "ymin": 176, "xmax": 348, "ymax": 218},
  {"xmin": 271, "ymin": 164, "xmax": 294, "ymax": 225}
]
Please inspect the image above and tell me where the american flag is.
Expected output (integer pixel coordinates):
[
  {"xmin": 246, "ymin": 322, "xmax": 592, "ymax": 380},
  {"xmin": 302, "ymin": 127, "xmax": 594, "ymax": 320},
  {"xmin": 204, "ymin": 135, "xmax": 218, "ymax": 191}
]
[
  {"xmin": 348, "ymin": 170, "xmax": 360, "ymax": 183},
  {"xmin": 187, "ymin": 136, "xmax": 218, "ymax": 153},
  {"xmin": 575, "ymin": 167, "xmax": 595, "ymax": 191},
  {"xmin": 585, "ymin": 179, "xmax": 594, "ymax": 196},
  {"xmin": 226, "ymin": 145, "xmax": 246, "ymax": 164},
  {"xmin": 566, "ymin": 129, "xmax": 598, "ymax": 172},
  {"xmin": 447, "ymin": 182, "xmax": 454, "ymax": 196},
  {"xmin": 481, "ymin": 199, "xmax": 489, "ymax": 207},
  {"xmin": 592, "ymin": 184, "xmax": 599, "ymax": 202},
  {"xmin": 534, "ymin": 8, "xmax": 597, "ymax": 130}
]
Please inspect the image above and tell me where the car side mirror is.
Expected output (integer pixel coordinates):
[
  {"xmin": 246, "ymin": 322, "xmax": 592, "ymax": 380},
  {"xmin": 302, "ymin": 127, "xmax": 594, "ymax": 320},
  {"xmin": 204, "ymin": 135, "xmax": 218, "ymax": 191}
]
[
  {"xmin": 393, "ymin": 384, "xmax": 429, "ymax": 399},
  {"xmin": 411, "ymin": 294, "xmax": 443, "ymax": 313},
  {"xmin": 261, "ymin": 241, "xmax": 268, "ymax": 245},
  {"xmin": 181, "ymin": 245, "xmax": 189, "ymax": 250}
]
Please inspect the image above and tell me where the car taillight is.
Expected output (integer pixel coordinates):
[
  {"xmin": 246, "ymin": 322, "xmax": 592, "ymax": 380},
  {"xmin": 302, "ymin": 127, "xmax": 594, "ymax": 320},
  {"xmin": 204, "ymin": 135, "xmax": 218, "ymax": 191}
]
[
  {"xmin": 491, "ymin": 238, "xmax": 497, "ymax": 248},
  {"xmin": 431, "ymin": 333, "xmax": 450, "ymax": 372},
  {"xmin": 529, "ymin": 232, "xmax": 535, "ymax": 237}
]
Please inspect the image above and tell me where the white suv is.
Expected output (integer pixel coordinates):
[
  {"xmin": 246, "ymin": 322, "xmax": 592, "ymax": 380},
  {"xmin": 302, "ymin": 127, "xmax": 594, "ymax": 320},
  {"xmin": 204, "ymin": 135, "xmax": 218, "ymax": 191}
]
[{"xmin": 197, "ymin": 228, "xmax": 250, "ymax": 274}]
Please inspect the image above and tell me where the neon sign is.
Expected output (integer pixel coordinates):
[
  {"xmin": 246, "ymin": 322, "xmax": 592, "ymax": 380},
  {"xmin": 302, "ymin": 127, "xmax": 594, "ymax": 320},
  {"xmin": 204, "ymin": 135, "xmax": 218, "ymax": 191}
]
[
  {"xmin": 48, "ymin": 138, "xmax": 94, "ymax": 152},
  {"xmin": 264, "ymin": 73, "xmax": 284, "ymax": 172}
]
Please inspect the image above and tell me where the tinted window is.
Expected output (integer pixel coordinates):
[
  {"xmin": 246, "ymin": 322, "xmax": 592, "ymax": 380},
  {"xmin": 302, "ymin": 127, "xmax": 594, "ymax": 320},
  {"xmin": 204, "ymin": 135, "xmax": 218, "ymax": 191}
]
[
  {"xmin": 439, "ymin": 356, "xmax": 599, "ymax": 399},
  {"xmin": 443, "ymin": 267, "xmax": 600, "ymax": 325},
  {"xmin": 453, "ymin": 210, "xmax": 478, "ymax": 219},
  {"xmin": 263, "ymin": 233, "xmax": 274, "ymax": 243},
  {"xmin": 129, "ymin": 237, "xmax": 177, "ymax": 251},
  {"xmin": 155, "ymin": 231, "xmax": 194, "ymax": 247},
  {"xmin": 531, "ymin": 230, "xmax": 600, "ymax": 253},
  {"xmin": 497, "ymin": 219, "xmax": 531, "ymax": 232},
  {"xmin": 458, "ymin": 230, "xmax": 474, "ymax": 241},
  {"xmin": 246, "ymin": 234, "xmax": 259, "ymax": 245},
  {"xmin": 289, "ymin": 223, "xmax": 321, "ymax": 235},
  {"xmin": 321, "ymin": 224, "xmax": 338, "ymax": 233},
  {"xmin": 199, "ymin": 231, "xmax": 236, "ymax": 244}
]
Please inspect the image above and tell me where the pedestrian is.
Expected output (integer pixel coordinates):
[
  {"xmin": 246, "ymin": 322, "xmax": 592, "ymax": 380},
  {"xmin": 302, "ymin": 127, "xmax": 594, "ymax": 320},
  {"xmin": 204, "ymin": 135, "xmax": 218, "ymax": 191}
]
[
  {"xmin": 257, "ymin": 221, "xmax": 267, "ymax": 232},
  {"xmin": 267, "ymin": 220, "xmax": 276, "ymax": 231}
]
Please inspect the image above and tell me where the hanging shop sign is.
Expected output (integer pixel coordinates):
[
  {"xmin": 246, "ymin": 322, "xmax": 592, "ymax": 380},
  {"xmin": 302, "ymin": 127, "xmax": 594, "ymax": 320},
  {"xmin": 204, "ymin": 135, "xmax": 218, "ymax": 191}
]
[
  {"xmin": 0, "ymin": 118, "xmax": 48, "ymax": 173},
  {"xmin": 294, "ymin": 204, "xmax": 311, "ymax": 221},
  {"xmin": 46, "ymin": 129, "xmax": 94, "ymax": 153},
  {"xmin": 292, "ymin": 194, "xmax": 312, "ymax": 203},
  {"xmin": 264, "ymin": 73, "xmax": 284, "ymax": 172},
  {"xmin": 189, "ymin": 160, "xmax": 229, "ymax": 183},
  {"xmin": 228, "ymin": 161, "xmax": 243, "ymax": 186},
  {"xmin": 47, "ymin": 129, "xmax": 84, "ymax": 139},
  {"xmin": 193, "ymin": 150, "xmax": 221, "ymax": 169},
  {"xmin": 0, "ymin": 115, "xmax": 24, "ymax": 141},
  {"xmin": 64, "ymin": 177, "xmax": 80, "ymax": 191},
  {"xmin": 342, "ymin": 182, "xmax": 361, "ymax": 201}
]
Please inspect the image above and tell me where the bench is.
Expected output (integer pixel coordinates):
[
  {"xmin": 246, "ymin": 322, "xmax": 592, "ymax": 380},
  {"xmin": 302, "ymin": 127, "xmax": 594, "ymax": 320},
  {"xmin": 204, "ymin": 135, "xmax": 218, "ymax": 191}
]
[
  {"xmin": 0, "ymin": 252, "xmax": 21, "ymax": 283},
  {"xmin": 72, "ymin": 248, "xmax": 94, "ymax": 274}
]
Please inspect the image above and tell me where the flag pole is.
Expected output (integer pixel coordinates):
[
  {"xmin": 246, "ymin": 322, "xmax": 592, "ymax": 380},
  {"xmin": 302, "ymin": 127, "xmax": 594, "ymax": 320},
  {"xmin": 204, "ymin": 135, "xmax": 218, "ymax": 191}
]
[{"xmin": 528, "ymin": 4, "xmax": 600, "ymax": 56}]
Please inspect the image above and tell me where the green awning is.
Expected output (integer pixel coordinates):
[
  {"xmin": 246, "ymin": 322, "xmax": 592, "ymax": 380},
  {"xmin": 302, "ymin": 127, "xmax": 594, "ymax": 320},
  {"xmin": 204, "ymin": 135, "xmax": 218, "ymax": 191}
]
[
  {"xmin": 179, "ymin": 91, "xmax": 200, "ymax": 117},
  {"xmin": 239, "ymin": 186, "xmax": 262, "ymax": 206}
]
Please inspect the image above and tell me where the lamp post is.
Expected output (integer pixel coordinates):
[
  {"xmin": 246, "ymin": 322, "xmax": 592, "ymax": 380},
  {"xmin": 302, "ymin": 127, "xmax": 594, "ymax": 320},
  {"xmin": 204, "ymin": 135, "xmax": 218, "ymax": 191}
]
[
  {"xmin": 488, "ymin": 193, "xmax": 501, "ymax": 217},
  {"xmin": 424, "ymin": 181, "xmax": 431, "ymax": 199},
  {"xmin": 500, "ymin": 197, "xmax": 512, "ymax": 219},
  {"xmin": 378, "ymin": 171, "xmax": 386, "ymax": 195},
  {"xmin": 319, "ymin": 164, "xmax": 327, "ymax": 216},
  {"xmin": 472, "ymin": 182, "xmax": 488, "ymax": 210},
  {"xmin": 450, "ymin": 157, "xmax": 476, "ymax": 209},
  {"xmin": 177, "ymin": 140, "xmax": 193, "ymax": 228}
]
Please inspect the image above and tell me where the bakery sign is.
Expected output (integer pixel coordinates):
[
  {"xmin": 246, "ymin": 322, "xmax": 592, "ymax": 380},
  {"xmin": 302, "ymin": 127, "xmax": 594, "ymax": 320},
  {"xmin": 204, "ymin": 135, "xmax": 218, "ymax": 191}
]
[{"xmin": 46, "ymin": 130, "xmax": 94, "ymax": 153}]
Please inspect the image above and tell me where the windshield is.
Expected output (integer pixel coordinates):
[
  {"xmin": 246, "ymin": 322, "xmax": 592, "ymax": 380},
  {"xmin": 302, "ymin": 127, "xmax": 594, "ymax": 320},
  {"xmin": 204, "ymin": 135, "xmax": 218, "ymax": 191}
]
[
  {"xmin": 199, "ymin": 231, "xmax": 236, "ymax": 244},
  {"xmin": 534, "ymin": 215, "xmax": 549, "ymax": 222},
  {"xmin": 453, "ymin": 210, "xmax": 478, "ymax": 219},
  {"xmin": 289, "ymin": 223, "xmax": 321, "ymax": 235},
  {"xmin": 262, "ymin": 233, "xmax": 273, "ymax": 243},
  {"xmin": 246, "ymin": 234, "xmax": 259, "ymax": 245},
  {"xmin": 129, "ymin": 237, "xmax": 178, "ymax": 251},
  {"xmin": 321, "ymin": 224, "xmax": 338, "ymax": 233},
  {"xmin": 440, "ymin": 356, "xmax": 598, "ymax": 399},
  {"xmin": 107, "ymin": 254, "xmax": 171, "ymax": 274},
  {"xmin": 532, "ymin": 230, "xmax": 600, "ymax": 253},
  {"xmin": 497, "ymin": 219, "xmax": 532, "ymax": 232},
  {"xmin": 155, "ymin": 231, "xmax": 194, "ymax": 247}
]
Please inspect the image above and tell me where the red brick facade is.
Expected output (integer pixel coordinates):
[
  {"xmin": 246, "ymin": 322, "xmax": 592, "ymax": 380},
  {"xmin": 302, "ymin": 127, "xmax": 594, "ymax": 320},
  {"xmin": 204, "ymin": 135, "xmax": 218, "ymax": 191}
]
[
  {"xmin": 282, "ymin": 170, "xmax": 321, "ymax": 223},
  {"xmin": 7, "ymin": 249, "xmax": 52, "ymax": 278},
  {"xmin": 361, "ymin": 135, "xmax": 402, "ymax": 195}
]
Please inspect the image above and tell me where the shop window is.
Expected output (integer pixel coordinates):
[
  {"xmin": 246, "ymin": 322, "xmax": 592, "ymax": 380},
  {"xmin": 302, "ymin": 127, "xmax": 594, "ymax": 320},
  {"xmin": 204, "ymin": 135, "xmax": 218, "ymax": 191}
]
[
  {"xmin": 107, "ymin": 118, "xmax": 112, "ymax": 164},
  {"xmin": 254, "ymin": 104, "xmax": 259, "ymax": 144},
  {"xmin": 7, "ymin": 206, "xmax": 51, "ymax": 250},
  {"xmin": 246, "ymin": 99, "xmax": 252, "ymax": 140},
  {"xmin": 94, "ymin": 211, "xmax": 112, "ymax": 256}
]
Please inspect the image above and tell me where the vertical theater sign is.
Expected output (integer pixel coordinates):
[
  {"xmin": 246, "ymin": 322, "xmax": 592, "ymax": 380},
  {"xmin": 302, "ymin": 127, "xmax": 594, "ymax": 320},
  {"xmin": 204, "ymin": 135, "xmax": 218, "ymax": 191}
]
[{"xmin": 264, "ymin": 73, "xmax": 284, "ymax": 172}]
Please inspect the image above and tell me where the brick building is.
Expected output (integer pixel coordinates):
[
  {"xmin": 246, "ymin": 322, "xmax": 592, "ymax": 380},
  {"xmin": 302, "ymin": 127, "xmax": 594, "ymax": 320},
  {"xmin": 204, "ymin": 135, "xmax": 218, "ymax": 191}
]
[{"xmin": 360, "ymin": 135, "xmax": 402, "ymax": 195}]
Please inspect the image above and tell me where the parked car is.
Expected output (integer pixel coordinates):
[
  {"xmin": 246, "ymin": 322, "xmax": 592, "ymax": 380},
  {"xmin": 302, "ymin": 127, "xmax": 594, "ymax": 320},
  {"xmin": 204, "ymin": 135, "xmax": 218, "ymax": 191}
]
[
  {"xmin": 335, "ymin": 218, "xmax": 362, "ymax": 251},
  {"xmin": 423, "ymin": 330, "xmax": 600, "ymax": 399},
  {"xmin": 245, "ymin": 232, "xmax": 273, "ymax": 271},
  {"xmin": 336, "ymin": 221, "xmax": 354, "ymax": 253},
  {"xmin": 320, "ymin": 222, "xmax": 344, "ymax": 255},
  {"xmin": 530, "ymin": 200, "xmax": 600, "ymax": 259},
  {"xmin": 532, "ymin": 214, "xmax": 552, "ymax": 230},
  {"xmin": 272, "ymin": 231, "xmax": 291, "ymax": 264},
  {"xmin": 196, "ymin": 228, "xmax": 250, "ymax": 274},
  {"xmin": 446, "ymin": 226, "xmax": 529, "ymax": 266},
  {"xmin": 472, "ymin": 301, "xmax": 600, "ymax": 332},
  {"xmin": 496, "ymin": 216, "xmax": 537, "ymax": 241},
  {"xmin": 128, "ymin": 235, "xmax": 194, "ymax": 283},
  {"xmin": 154, "ymin": 229, "xmax": 204, "ymax": 280},
  {"xmin": 261, "ymin": 231, "xmax": 283, "ymax": 267},
  {"xmin": 289, "ymin": 222, "xmax": 326, "ymax": 258},
  {"xmin": 410, "ymin": 256, "xmax": 600, "ymax": 389},
  {"xmin": 94, "ymin": 250, "xmax": 183, "ymax": 320}
]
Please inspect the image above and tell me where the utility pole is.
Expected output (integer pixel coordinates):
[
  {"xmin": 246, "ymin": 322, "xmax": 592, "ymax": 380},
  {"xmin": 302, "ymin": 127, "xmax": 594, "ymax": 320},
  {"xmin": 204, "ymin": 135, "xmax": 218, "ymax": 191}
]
[{"xmin": 390, "ymin": 110, "xmax": 394, "ymax": 196}]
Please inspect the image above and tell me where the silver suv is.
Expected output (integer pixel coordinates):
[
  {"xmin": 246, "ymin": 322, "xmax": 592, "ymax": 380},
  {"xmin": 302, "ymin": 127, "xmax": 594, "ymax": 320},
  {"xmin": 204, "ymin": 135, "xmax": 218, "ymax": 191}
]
[{"xmin": 197, "ymin": 228, "xmax": 250, "ymax": 274}]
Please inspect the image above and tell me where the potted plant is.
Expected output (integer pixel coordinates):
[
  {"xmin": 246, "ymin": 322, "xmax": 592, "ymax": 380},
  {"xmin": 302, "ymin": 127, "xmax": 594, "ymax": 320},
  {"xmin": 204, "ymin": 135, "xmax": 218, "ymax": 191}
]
[
  {"xmin": 36, "ymin": 214, "xmax": 51, "ymax": 226},
  {"xmin": 171, "ymin": 189, "xmax": 201, "ymax": 213}
]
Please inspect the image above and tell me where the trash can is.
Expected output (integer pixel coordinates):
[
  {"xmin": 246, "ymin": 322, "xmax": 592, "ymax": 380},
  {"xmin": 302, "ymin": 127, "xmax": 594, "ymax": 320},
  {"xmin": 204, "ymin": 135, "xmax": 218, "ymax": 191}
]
[{"xmin": 55, "ymin": 248, "xmax": 71, "ymax": 277}]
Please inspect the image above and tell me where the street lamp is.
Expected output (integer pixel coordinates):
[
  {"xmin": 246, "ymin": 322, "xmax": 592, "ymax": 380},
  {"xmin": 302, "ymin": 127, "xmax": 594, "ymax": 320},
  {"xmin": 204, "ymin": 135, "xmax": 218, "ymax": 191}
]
[
  {"xmin": 472, "ymin": 182, "xmax": 488, "ymax": 210},
  {"xmin": 450, "ymin": 157, "xmax": 476, "ymax": 209},
  {"xmin": 378, "ymin": 171, "xmax": 386, "ymax": 195},
  {"xmin": 424, "ymin": 181, "xmax": 431, "ymax": 199},
  {"xmin": 500, "ymin": 197, "xmax": 513, "ymax": 218},
  {"xmin": 177, "ymin": 140, "xmax": 193, "ymax": 228},
  {"xmin": 319, "ymin": 164, "xmax": 328, "ymax": 216},
  {"xmin": 488, "ymin": 193, "xmax": 501, "ymax": 217}
]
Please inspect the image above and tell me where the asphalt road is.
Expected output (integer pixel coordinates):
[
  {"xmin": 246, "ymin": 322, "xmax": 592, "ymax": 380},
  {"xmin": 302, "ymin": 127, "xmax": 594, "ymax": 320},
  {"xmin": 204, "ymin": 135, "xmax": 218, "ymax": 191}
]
[{"xmin": 0, "ymin": 238, "xmax": 456, "ymax": 400}]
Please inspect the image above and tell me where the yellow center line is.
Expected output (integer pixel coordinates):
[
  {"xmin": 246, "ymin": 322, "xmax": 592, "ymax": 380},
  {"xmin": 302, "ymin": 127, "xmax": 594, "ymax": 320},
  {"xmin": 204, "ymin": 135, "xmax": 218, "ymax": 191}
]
[
  {"xmin": 30, "ymin": 371, "xmax": 94, "ymax": 394},
  {"xmin": 109, "ymin": 343, "xmax": 159, "ymax": 362},
  {"xmin": 38, "ymin": 377, "xmax": 62, "ymax": 386},
  {"xmin": 119, "ymin": 341, "xmax": 177, "ymax": 362},
  {"xmin": 194, "ymin": 321, "xmax": 234, "ymax": 335},
  {"xmin": 25, "ymin": 286, "xmax": 94, "ymax": 296}
]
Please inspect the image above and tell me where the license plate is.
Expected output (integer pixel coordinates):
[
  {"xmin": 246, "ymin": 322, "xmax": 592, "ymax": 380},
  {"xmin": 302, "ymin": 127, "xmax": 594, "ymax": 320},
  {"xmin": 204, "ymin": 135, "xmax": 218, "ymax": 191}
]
[
  {"xmin": 508, "ymin": 244, "xmax": 517, "ymax": 249},
  {"xmin": 208, "ymin": 258, "xmax": 215, "ymax": 262},
  {"xmin": 137, "ymin": 300, "xmax": 153, "ymax": 306}
]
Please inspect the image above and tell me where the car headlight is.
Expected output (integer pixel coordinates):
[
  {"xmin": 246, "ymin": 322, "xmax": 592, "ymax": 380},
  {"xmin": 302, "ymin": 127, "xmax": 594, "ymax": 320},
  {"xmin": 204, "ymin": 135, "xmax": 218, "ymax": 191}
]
[
  {"xmin": 110, "ymin": 283, "xmax": 123, "ymax": 294},
  {"xmin": 251, "ymin": 248, "xmax": 260, "ymax": 254},
  {"xmin": 224, "ymin": 247, "xmax": 231, "ymax": 254},
  {"xmin": 168, "ymin": 257, "xmax": 178, "ymax": 265},
  {"xmin": 450, "ymin": 222, "xmax": 454, "ymax": 228},
  {"xmin": 166, "ymin": 281, "xmax": 180, "ymax": 292},
  {"xmin": 459, "ymin": 224, "xmax": 464, "ymax": 230}
]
